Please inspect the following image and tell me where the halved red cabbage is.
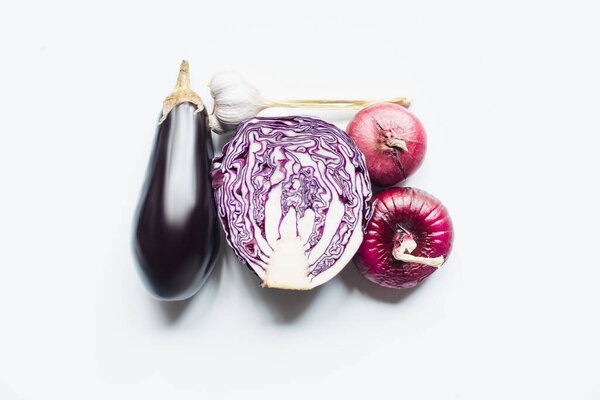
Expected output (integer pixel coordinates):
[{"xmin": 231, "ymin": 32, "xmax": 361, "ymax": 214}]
[{"xmin": 212, "ymin": 116, "xmax": 372, "ymax": 289}]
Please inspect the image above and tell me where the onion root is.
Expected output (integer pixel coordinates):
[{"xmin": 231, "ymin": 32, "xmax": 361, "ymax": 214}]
[{"xmin": 392, "ymin": 234, "xmax": 444, "ymax": 268}]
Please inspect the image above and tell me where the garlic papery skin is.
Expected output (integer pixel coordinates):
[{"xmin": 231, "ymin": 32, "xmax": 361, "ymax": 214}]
[{"xmin": 208, "ymin": 71, "xmax": 269, "ymax": 134}]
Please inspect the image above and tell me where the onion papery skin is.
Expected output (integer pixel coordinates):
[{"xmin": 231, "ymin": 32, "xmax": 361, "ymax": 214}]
[
  {"xmin": 134, "ymin": 103, "xmax": 220, "ymax": 300},
  {"xmin": 346, "ymin": 103, "xmax": 426, "ymax": 187},
  {"xmin": 212, "ymin": 116, "xmax": 373, "ymax": 290},
  {"xmin": 355, "ymin": 187, "xmax": 453, "ymax": 289}
]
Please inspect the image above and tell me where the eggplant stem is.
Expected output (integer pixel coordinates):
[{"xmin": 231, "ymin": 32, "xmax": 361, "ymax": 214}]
[
  {"xmin": 392, "ymin": 236, "xmax": 444, "ymax": 268},
  {"xmin": 158, "ymin": 60, "xmax": 205, "ymax": 125},
  {"xmin": 268, "ymin": 96, "xmax": 411, "ymax": 110},
  {"xmin": 175, "ymin": 60, "xmax": 191, "ymax": 91}
]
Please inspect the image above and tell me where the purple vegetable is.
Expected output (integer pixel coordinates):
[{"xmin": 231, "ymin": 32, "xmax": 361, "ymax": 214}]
[
  {"xmin": 212, "ymin": 116, "xmax": 372, "ymax": 290},
  {"xmin": 346, "ymin": 103, "xmax": 426, "ymax": 187},
  {"xmin": 133, "ymin": 61, "xmax": 220, "ymax": 300},
  {"xmin": 354, "ymin": 187, "xmax": 453, "ymax": 289}
]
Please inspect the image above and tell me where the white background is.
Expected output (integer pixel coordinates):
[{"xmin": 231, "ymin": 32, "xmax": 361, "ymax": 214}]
[{"xmin": 1, "ymin": 1, "xmax": 598, "ymax": 399}]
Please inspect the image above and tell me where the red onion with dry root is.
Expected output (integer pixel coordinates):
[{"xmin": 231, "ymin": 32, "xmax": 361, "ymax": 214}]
[
  {"xmin": 346, "ymin": 103, "xmax": 426, "ymax": 187},
  {"xmin": 355, "ymin": 187, "xmax": 453, "ymax": 289}
]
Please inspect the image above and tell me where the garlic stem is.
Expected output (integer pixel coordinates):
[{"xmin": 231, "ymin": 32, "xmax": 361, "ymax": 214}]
[
  {"xmin": 392, "ymin": 236, "xmax": 444, "ymax": 268},
  {"xmin": 207, "ymin": 69, "xmax": 412, "ymax": 134},
  {"xmin": 268, "ymin": 96, "xmax": 411, "ymax": 109}
]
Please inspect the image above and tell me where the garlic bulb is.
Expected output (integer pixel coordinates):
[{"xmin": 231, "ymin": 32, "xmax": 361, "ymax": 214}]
[
  {"xmin": 208, "ymin": 71, "xmax": 411, "ymax": 134},
  {"xmin": 208, "ymin": 71, "xmax": 269, "ymax": 134}
]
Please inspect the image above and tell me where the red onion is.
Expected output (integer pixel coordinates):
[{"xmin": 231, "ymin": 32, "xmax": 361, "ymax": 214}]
[
  {"xmin": 346, "ymin": 103, "xmax": 426, "ymax": 187},
  {"xmin": 355, "ymin": 187, "xmax": 453, "ymax": 289}
]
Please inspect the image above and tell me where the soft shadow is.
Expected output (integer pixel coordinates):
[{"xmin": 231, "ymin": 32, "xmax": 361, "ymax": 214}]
[
  {"xmin": 233, "ymin": 250, "xmax": 321, "ymax": 323},
  {"xmin": 245, "ymin": 280, "xmax": 321, "ymax": 323},
  {"xmin": 212, "ymin": 131, "xmax": 234, "ymax": 155},
  {"xmin": 339, "ymin": 261, "xmax": 420, "ymax": 303},
  {"xmin": 156, "ymin": 297, "xmax": 194, "ymax": 324},
  {"xmin": 305, "ymin": 109, "xmax": 358, "ymax": 125},
  {"xmin": 371, "ymin": 178, "xmax": 413, "ymax": 195}
]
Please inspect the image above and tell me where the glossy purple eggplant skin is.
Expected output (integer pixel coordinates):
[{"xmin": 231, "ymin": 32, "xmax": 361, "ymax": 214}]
[{"xmin": 133, "ymin": 102, "xmax": 220, "ymax": 301}]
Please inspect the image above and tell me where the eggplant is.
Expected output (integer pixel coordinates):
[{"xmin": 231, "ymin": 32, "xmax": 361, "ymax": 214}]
[{"xmin": 133, "ymin": 61, "xmax": 220, "ymax": 301}]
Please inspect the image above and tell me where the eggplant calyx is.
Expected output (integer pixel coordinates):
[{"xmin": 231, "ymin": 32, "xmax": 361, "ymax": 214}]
[
  {"xmin": 392, "ymin": 231, "xmax": 444, "ymax": 268},
  {"xmin": 159, "ymin": 60, "xmax": 205, "ymax": 124}
]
